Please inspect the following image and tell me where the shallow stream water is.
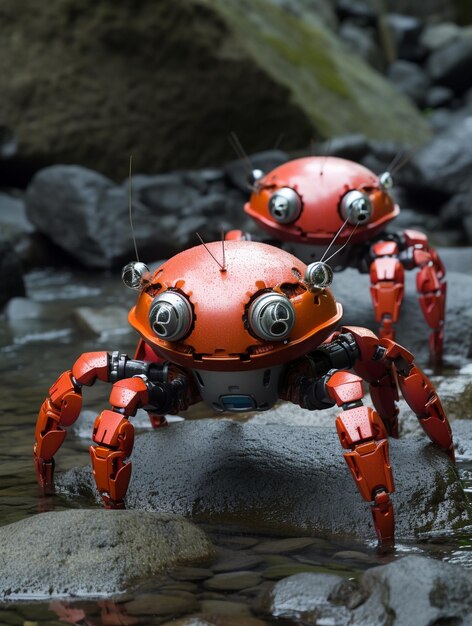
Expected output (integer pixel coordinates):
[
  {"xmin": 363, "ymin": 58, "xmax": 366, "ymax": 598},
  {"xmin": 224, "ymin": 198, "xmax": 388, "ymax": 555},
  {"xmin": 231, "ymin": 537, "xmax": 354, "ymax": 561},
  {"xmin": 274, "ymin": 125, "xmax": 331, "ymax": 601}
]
[{"xmin": 1, "ymin": 267, "xmax": 472, "ymax": 625}]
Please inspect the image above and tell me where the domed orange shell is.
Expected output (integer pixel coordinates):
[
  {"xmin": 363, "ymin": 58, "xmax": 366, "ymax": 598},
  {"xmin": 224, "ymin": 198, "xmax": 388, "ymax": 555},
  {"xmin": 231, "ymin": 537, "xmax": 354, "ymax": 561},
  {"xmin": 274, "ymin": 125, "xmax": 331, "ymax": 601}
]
[
  {"xmin": 128, "ymin": 240, "xmax": 342, "ymax": 371},
  {"xmin": 245, "ymin": 156, "xmax": 399, "ymax": 244}
]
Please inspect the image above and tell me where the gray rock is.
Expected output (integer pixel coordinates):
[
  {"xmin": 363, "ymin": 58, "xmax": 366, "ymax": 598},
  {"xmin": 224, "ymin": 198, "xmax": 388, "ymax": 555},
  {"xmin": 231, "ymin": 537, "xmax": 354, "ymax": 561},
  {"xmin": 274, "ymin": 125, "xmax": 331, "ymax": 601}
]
[
  {"xmin": 0, "ymin": 509, "xmax": 214, "ymax": 599},
  {"xmin": 25, "ymin": 165, "xmax": 182, "ymax": 268},
  {"xmin": 452, "ymin": 419, "xmax": 472, "ymax": 459},
  {"xmin": 407, "ymin": 118, "xmax": 472, "ymax": 195},
  {"xmin": 424, "ymin": 85, "xmax": 455, "ymax": 108},
  {"xmin": 224, "ymin": 150, "xmax": 289, "ymax": 194},
  {"xmin": 339, "ymin": 22, "xmax": 384, "ymax": 70},
  {"xmin": 351, "ymin": 555, "xmax": 472, "ymax": 625},
  {"xmin": 0, "ymin": 124, "xmax": 17, "ymax": 159},
  {"xmin": 426, "ymin": 35, "xmax": 472, "ymax": 93},
  {"xmin": 385, "ymin": 13, "xmax": 425, "ymax": 61},
  {"xmin": 382, "ymin": 0, "xmax": 457, "ymax": 22},
  {"xmin": 336, "ymin": 0, "xmax": 377, "ymax": 26},
  {"xmin": 262, "ymin": 556, "xmax": 472, "ymax": 626},
  {"xmin": 57, "ymin": 420, "xmax": 470, "ymax": 540},
  {"xmin": 314, "ymin": 134, "xmax": 371, "ymax": 161},
  {"xmin": 387, "ymin": 60, "xmax": 430, "ymax": 106},
  {"xmin": 0, "ymin": 238, "xmax": 25, "ymax": 308},
  {"xmin": 420, "ymin": 22, "xmax": 461, "ymax": 52},
  {"xmin": 261, "ymin": 572, "xmax": 356, "ymax": 624},
  {"xmin": 137, "ymin": 174, "xmax": 200, "ymax": 213}
]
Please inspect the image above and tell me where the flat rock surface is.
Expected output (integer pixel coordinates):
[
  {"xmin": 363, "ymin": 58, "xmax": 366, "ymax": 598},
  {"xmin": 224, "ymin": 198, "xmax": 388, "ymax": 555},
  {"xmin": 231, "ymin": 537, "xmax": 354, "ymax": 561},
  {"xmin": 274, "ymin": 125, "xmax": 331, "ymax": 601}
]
[
  {"xmin": 57, "ymin": 420, "xmax": 471, "ymax": 540},
  {"xmin": 0, "ymin": 510, "xmax": 214, "ymax": 600}
]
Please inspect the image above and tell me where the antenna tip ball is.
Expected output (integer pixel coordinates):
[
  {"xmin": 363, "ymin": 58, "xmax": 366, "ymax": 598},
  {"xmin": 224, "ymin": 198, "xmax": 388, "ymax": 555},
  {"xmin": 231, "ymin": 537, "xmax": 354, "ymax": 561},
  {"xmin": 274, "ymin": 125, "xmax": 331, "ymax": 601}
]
[
  {"xmin": 122, "ymin": 261, "xmax": 150, "ymax": 290},
  {"xmin": 305, "ymin": 261, "xmax": 333, "ymax": 291}
]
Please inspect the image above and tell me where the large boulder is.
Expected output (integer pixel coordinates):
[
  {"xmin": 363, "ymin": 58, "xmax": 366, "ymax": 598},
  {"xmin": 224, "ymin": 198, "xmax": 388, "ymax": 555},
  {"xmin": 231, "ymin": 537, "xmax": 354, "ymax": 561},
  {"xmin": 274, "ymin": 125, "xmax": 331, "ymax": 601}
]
[
  {"xmin": 0, "ymin": 0, "xmax": 430, "ymax": 179},
  {"xmin": 0, "ymin": 510, "xmax": 214, "ymax": 599},
  {"xmin": 57, "ymin": 420, "xmax": 470, "ymax": 541}
]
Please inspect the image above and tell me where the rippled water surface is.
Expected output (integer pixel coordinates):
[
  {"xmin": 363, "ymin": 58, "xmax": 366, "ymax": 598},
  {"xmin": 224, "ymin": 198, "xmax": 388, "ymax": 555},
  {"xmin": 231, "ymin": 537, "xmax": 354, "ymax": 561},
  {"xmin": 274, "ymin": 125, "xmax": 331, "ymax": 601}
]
[{"xmin": 1, "ymin": 268, "xmax": 472, "ymax": 625}]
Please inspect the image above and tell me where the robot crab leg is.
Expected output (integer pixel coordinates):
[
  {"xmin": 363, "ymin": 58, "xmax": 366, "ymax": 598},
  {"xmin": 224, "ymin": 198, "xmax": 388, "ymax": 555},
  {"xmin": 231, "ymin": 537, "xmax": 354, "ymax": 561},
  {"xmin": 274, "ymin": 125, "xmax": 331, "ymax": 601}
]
[
  {"xmin": 381, "ymin": 339, "xmax": 454, "ymax": 462},
  {"xmin": 90, "ymin": 377, "xmax": 149, "ymax": 509},
  {"xmin": 369, "ymin": 241, "xmax": 405, "ymax": 342},
  {"xmin": 33, "ymin": 351, "xmax": 109, "ymax": 494},
  {"xmin": 400, "ymin": 230, "xmax": 447, "ymax": 362},
  {"xmin": 326, "ymin": 371, "xmax": 395, "ymax": 544}
]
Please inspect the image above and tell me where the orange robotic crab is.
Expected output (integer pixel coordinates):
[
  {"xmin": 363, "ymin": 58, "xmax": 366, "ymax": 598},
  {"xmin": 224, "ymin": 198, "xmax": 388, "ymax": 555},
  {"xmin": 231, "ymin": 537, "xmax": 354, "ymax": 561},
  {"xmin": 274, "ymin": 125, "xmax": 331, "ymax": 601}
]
[
  {"xmin": 228, "ymin": 156, "xmax": 447, "ymax": 362},
  {"xmin": 33, "ymin": 240, "xmax": 454, "ymax": 544}
]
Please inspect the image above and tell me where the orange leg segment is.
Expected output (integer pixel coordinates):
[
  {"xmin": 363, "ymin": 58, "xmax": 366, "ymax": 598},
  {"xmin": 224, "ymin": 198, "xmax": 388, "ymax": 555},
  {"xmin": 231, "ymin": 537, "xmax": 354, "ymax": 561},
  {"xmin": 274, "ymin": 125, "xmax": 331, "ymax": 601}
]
[
  {"xmin": 336, "ymin": 405, "xmax": 395, "ymax": 543},
  {"xmin": 90, "ymin": 409, "xmax": 135, "ymax": 508},
  {"xmin": 370, "ymin": 249, "xmax": 405, "ymax": 342}
]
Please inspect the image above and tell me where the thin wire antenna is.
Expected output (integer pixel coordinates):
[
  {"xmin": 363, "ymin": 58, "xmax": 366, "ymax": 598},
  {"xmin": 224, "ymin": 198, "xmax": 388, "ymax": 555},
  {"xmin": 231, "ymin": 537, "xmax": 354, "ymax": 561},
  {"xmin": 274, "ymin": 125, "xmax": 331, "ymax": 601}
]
[
  {"xmin": 319, "ymin": 138, "xmax": 332, "ymax": 177},
  {"xmin": 273, "ymin": 133, "xmax": 284, "ymax": 150},
  {"xmin": 221, "ymin": 229, "xmax": 226, "ymax": 271},
  {"xmin": 385, "ymin": 149, "xmax": 404, "ymax": 174},
  {"xmin": 320, "ymin": 215, "xmax": 350, "ymax": 262},
  {"xmin": 323, "ymin": 222, "xmax": 360, "ymax": 264},
  {"xmin": 196, "ymin": 232, "xmax": 226, "ymax": 271},
  {"xmin": 128, "ymin": 154, "xmax": 140, "ymax": 262},
  {"xmin": 228, "ymin": 131, "xmax": 253, "ymax": 176},
  {"xmin": 390, "ymin": 149, "xmax": 414, "ymax": 175}
]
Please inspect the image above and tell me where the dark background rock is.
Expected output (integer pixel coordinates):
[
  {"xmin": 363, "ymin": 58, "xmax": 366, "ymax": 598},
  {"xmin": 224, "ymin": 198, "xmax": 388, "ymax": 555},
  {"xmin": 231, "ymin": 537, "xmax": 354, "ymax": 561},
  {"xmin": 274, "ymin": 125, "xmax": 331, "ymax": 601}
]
[
  {"xmin": 0, "ymin": 238, "xmax": 25, "ymax": 307},
  {"xmin": 0, "ymin": 0, "xmax": 431, "ymax": 181},
  {"xmin": 57, "ymin": 421, "xmax": 470, "ymax": 540}
]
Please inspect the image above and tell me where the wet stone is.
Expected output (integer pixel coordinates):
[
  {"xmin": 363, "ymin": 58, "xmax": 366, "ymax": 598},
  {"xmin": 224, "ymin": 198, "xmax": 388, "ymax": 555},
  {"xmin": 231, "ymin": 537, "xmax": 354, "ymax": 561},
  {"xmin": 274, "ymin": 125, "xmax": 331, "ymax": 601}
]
[
  {"xmin": 253, "ymin": 537, "xmax": 316, "ymax": 554},
  {"xmin": 263, "ymin": 563, "xmax": 331, "ymax": 580},
  {"xmin": 198, "ymin": 600, "xmax": 251, "ymax": 615},
  {"xmin": 204, "ymin": 572, "xmax": 262, "ymax": 592},
  {"xmin": 125, "ymin": 592, "xmax": 198, "ymax": 616},
  {"xmin": 171, "ymin": 567, "xmax": 214, "ymax": 581},
  {"xmin": 212, "ymin": 550, "xmax": 263, "ymax": 573},
  {"xmin": 216, "ymin": 536, "xmax": 260, "ymax": 550},
  {"xmin": 334, "ymin": 550, "xmax": 373, "ymax": 562}
]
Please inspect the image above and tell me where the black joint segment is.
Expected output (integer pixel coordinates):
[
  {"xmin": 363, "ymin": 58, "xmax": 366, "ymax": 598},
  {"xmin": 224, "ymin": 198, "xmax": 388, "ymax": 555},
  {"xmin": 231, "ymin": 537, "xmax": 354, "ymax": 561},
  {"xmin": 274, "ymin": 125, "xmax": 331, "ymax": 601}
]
[
  {"xmin": 309, "ymin": 332, "xmax": 360, "ymax": 376},
  {"xmin": 373, "ymin": 346, "xmax": 387, "ymax": 361},
  {"xmin": 342, "ymin": 400, "xmax": 364, "ymax": 411},
  {"xmin": 301, "ymin": 375, "xmax": 335, "ymax": 411}
]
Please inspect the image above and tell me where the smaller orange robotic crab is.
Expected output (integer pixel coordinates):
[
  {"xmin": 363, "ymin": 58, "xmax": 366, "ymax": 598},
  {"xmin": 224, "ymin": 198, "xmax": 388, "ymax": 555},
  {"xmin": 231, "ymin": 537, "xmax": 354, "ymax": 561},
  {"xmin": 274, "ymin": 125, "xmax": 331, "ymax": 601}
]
[
  {"xmin": 228, "ymin": 156, "xmax": 447, "ymax": 363},
  {"xmin": 33, "ymin": 240, "xmax": 454, "ymax": 545}
]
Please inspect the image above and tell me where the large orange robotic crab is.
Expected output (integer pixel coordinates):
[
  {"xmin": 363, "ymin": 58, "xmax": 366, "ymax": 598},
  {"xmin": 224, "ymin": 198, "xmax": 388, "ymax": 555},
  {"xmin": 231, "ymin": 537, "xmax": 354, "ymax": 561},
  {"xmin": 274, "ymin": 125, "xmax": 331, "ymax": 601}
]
[
  {"xmin": 227, "ymin": 156, "xmax": 447, "ymax": 362},
  {"xmin": 33, "ymin": 240, "xmax": 454, "ymax": 545}
]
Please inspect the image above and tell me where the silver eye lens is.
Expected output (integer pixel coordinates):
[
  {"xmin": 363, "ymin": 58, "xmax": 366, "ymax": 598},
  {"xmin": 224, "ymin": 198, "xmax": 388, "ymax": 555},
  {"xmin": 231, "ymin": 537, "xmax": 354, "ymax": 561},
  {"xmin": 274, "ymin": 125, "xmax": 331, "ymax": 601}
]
[
  {"xmin": 340, "ymin": 190, "xmax": 372, "ymax": 225},
  {"xmin": 269, "ymin": 188, "xmax": 302, "ymax": 223},
  {"xmin": 379, "ymin": 171, "xmax": 394, "ymax": 190},
  {"xmin": 122, "ymin": 261, "xmax": 150, "ymax": 290},
  {"xmin": 248, "ymin": 292, "xmax": 295, "ymax": 341},
  {"xmin": 149, "ymin": 291, "xmax": 193, "ymax": 341},
  {"xmin": 305, "ymin": 262, "xmax": 333, "ymax": 291}
]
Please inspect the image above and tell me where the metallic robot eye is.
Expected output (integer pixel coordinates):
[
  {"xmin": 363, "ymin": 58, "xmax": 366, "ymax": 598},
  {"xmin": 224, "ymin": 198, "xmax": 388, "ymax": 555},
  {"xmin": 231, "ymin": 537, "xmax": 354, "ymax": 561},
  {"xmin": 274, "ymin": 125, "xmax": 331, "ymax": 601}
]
[
  {"xmin": 379, "ymin": 171, "xmax": 394, "ymax": 190},
  {"xmin": 121, "ymin": 261, "xmax": 150, "ymax": 290},
  {"xmin": 340, "ymin": 190, "xmax": 373, "ymax": 225},
  {"xmin": 149, "ymin": 291, "xmax": 193, "ymax": 341},
  {"xmin": 248, "ymin": 292, "xmax": 295, "ymax": 341},
  {"xmin": 304, "ymin": 261, "xmax": 333, "ymax": 291},
  {"xmin": 268, "ymin": 188, "xmax": 302, "ymax": 223}
]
